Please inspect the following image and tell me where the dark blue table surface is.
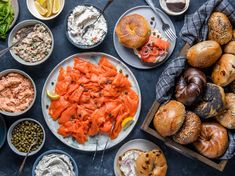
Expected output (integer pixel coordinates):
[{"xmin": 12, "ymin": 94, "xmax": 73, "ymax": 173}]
[{"xmin": 0, "ymin": 0, "xmax": 235, "ymax": 176}]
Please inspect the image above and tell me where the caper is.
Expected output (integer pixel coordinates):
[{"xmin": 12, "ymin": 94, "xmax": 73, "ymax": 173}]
[{"xmin": 11, "ymin": 120, "xmax": 43, "ymax": 153}]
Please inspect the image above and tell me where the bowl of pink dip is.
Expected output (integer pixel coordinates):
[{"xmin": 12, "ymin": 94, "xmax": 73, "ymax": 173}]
[{"xmin": 0, "ymin": 69, "xmax": 36, "ymax": 116}]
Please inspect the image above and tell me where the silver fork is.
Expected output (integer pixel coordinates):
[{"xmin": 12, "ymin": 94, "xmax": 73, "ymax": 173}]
[
  {"xmin": 0, "ymin": 26, "xmax": 34, "ymax": 58},
  {"xmin": 81, "ymin": 0, "xmax": 113, "ymax": 37},
  {"xmin": 98, "ymin": 121, "xmax": 115, "ymax": 176},
  {"xmin": 145, "ymin": 0, "xmax": 177, "ymax": 40}
]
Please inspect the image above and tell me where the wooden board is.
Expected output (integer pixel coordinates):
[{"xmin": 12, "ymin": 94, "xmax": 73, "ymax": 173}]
[
  {"xmin": 141, "ymin": 43, "xmax": 228, "ymax": 172},
  {"xmin": 141, "ymin": 100, "xmax": 228, "ymax": 171}
]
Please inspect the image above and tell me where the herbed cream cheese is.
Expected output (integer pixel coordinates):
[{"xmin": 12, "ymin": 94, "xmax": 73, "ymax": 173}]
[
  {"xmin": 67, "ymin": 5, "xmax": 107, "ymax": 46},
  {"xmin": 35, "ymin": 154, "xmax": 75, "ymax": 176}
]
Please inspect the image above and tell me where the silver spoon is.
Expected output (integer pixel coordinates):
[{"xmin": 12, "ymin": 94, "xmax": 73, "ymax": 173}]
[
  {"xmin": 0, "ymin": 26, "xmax": 34, "ymax": 58},
  {"xmin": 81, "ymin": 0, "xmax": 113, "ymax": 37},
  {"xmin": 17, "ymin": 135, "xmax": 38, "ymax": 176}
]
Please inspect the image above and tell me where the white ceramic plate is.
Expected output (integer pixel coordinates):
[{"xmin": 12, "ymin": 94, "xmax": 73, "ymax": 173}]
[
  {"xmin": 41, "ymin": 52, "xmax": 141, "ymax": 152},
  {"xmin": 26, "ymin": 0, "xmax": 65, "ymax": 20},
  {"xmin": 113, "ymin": 6, "xmax": 176, "ymax": 69},
  {"xmin": 10, "ymin": 0, "xmax": 19, "ymax": 29},
  {"xmin": 114, "ymin": 139, "xmax": 161, "ymax": 176}
]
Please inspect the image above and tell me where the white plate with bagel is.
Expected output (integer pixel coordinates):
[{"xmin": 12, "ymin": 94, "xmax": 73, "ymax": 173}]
[
  {"xmin": 114, "ymin": 139, "xmax": 167, "ymax": 176},
  {"xmin": 113, "ymin": 6, "xmax": 176, "ymax": 69}
]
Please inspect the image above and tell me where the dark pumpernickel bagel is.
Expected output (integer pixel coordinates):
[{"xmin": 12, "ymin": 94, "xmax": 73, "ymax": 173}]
[
  {"xmin": 173, "ymin": 111, "xmax": 201, "ymax": 145},
  {"xmin": 175, "ymin": 68, "xmax": 206, "ymax": 106},
  {"xmin": 193, "ymin": 83, "xmax": 225, "ymax": 119}
]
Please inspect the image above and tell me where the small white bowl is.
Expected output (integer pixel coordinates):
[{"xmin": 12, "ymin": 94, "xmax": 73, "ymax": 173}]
[
  {"xmin": 0, "ymin": 69, "xmax": 37, "ymax": 117},
  {"xmin": 8, "ymin": 19, "xmax": 54, "ymax": 66},
  {"xmin": 159, "ymin": 0, "xmax": 190, "ymax": 16},
  {"xmin": 26, "ymin": 0, "xmax": 65, "ymax": 20},
  {"xmin": 7, "ymin": 118, "xmax": 46, "ymax": 156}
]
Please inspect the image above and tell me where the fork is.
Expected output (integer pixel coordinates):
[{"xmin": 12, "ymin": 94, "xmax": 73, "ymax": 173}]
[
  {"xmin": 98, "ymin": 121, "xmax": 116, "ymax": 176},
  {"xmin": 0, "ymin": 26, "xmax": 34, "ymax": 58},
  {"xmin": 145, "ymin": 0, "xmax": 177, "ymax": 40},
  {"xmin": 81, "ymin": 0, "xmax": 113, "ymax": 37}
]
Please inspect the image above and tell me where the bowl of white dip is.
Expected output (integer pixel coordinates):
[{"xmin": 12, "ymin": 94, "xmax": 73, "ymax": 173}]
[
  {"xmin": 66, "ymin": 5, "xmax": 108, "ymax": 49},
  {"xmin": 32, "ymin": 150, "xmax": 79, "ymax": 176}
]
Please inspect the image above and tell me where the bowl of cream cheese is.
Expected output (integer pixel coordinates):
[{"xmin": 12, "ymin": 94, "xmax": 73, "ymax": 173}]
[
  {"xmin": 32, "ymin": 150, "xmax": 78, "ymax": 176},
  {"xmin": 66, "ymin": 5, "xmax": 108, "ymax": 49}
]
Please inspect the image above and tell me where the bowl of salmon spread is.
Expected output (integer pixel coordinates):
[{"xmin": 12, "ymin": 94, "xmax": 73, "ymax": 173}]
[
  {"xmin": 0, "ymin": 69, "xmax": 36, "ymax": 116},
  {"xmin": 8, "ymin": 20, "xmax": 54, "ymax": 66}
]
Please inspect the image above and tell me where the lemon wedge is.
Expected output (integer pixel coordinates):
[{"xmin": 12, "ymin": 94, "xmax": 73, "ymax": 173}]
[
  {"xmin": 46, "ymin": 0, "xmax": 53, "ymax": 17},
  {"xmin": 122, "ymin": 117, "xmax": 134, "ymax": 130},
  {"xmin": 35, "ymin": 1, "xmax": 48, "ymax": 16},
  {"xmin": 52, "ymin": 0, "xmax": 61, "ymax": 14},
  {"xmin": 37, "ymin": 0, "xmax": 47, "ymax": 7},
  {"xmin": 46, "ymin": 90, "xmax": 60, "ymax": 100}
]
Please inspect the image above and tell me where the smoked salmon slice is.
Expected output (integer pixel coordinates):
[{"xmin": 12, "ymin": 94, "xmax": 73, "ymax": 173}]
[{"xmin": 48, "ymin": 56, "xmax": 139, "ymax": 144}]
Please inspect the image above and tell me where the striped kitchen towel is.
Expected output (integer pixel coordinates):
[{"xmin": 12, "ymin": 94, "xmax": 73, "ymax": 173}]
[
  {"xmin": 155, "ymin": 0, "xmax": 235, "ymax": 160},
  {"xmin": 180, "ymin": 0, "xmax": 235, "ymax": 45}
]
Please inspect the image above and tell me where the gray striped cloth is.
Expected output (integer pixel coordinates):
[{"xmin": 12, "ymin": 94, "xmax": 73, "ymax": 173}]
[{"xmin": 155, "ymin": 0, "xmax": 235, "ymax": 160}]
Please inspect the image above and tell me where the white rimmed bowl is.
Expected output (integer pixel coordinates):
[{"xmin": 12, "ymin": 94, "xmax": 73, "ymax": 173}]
[
  {"xmin": 26, "ymin": 0, "xmax": 65, "ymax": 20},
  {"xmin": 32, "ymin": 150, "xmax": 79, "ymax": 176},
  {"xmin": 159, "ymin": 0, "xmax": 190, "ymax": 16},
  {"xmin": 8, "ymin": 19, "xmax": 54, "ymax": 66},
  {"xmin": 66, "ymin": 5, "xmax": 108, "ymax": 49},
  {"xmin": 0, "ymin": 69, "xmax": 36, "ymax": 117},
  {"xmin": 7, "ymin": 118, "xmax": 46, "ymax": 156}
]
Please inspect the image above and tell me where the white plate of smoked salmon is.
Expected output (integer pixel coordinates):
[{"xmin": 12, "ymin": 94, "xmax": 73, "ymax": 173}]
[{"xmin": 41, "ymin": 52, "xmax": 141, "ymax": 151}]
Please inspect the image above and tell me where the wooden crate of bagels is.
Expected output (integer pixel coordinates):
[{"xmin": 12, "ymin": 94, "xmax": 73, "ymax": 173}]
[{"xmin": 143, "ymin": 12, "xmax": 235, "ymax": 170}]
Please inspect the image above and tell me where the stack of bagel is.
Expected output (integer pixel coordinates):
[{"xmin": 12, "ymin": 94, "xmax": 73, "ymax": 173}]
[{"xmin": 154, "ymin": 12, "xmax": 235, "ymax": 159}]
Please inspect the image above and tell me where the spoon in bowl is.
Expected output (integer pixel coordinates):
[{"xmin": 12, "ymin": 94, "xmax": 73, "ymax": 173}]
[
  {"xmin": 0, "ymin": 26, "xmax": 34, "ymax": 58},
  {"xmin": 17, "ymin": 135, "xmax": 38, "ymax": 176},
  {"xmin": 81, "ymin": 0, "xmax": 113, "ymax": 37}
]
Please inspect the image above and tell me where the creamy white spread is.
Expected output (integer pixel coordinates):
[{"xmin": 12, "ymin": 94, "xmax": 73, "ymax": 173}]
[
  {"xmin": 118, "ymin": 150, "xmax": 142, "ymax": 176},
  {"xmin": 35, "ymin": 154, "xmax": 75, "ymax": 176},
  {"xmin": 67, "ymin": 5, "xmax": 107, "ymax": 46}
]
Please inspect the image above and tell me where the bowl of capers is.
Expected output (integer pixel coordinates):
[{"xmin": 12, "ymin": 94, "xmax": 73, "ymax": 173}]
[{"xmin": 7, "ymin": 118, "xmax": 45, "ymax": 156}]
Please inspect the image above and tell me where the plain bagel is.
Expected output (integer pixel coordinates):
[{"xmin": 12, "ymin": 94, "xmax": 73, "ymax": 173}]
[
  {"xmin": 193, "ymin": 122, "xmax": 228, "ymax": 159},
  {"xmin": 115, "ymin": 14, "xmax": 151, "ymax": 49},
  {"xmin": 153, "ymin": 100, "xmax": 186, "ymax": 137},
  {"xmin": 135, "ymin": 149, "xmax": 167, "ymax": 176},
  {"xmin": 186, "ymin": 40, "xmax": 222, "ymax": 68}
]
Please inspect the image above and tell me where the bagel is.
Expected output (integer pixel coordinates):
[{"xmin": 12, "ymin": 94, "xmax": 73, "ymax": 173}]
[
  {"xmin": 115, "ymin": 14, "xmax": 151, "ymax": 49},
  {"xmin": 193, "ymin": 83, "xmax": 225, "ymax": 119},
  {"xmin": 173, "ymin": 111, "xmax": 201, "ymax": 145},
  {"xmin": 193, "ymin": 122, "xmax": 228, "ymax": 159},
  {"xmin": 212, "ymin": 54, "xmax": 235, "ymax": 87},
  {"xmin": 216, "ymin": 93, "xmax": 235, "ymax": 129},
  {"xmin": 135, "ymin": 149, "xmax": 167, "ymax": 176},
  {"xmin": 186, "ymin": 40, "xmax": 222, "ymax": 68},
  {"xmin": 117, "ymin": 149, "xmax": 143, "ymax": 176},
  {"xmin": 154, "ymin": 100, "xmax": 186, "ymax": 137},
  {"xmin": 175, "ymin": 67, "xmax": 206, "ymax": 106}
]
